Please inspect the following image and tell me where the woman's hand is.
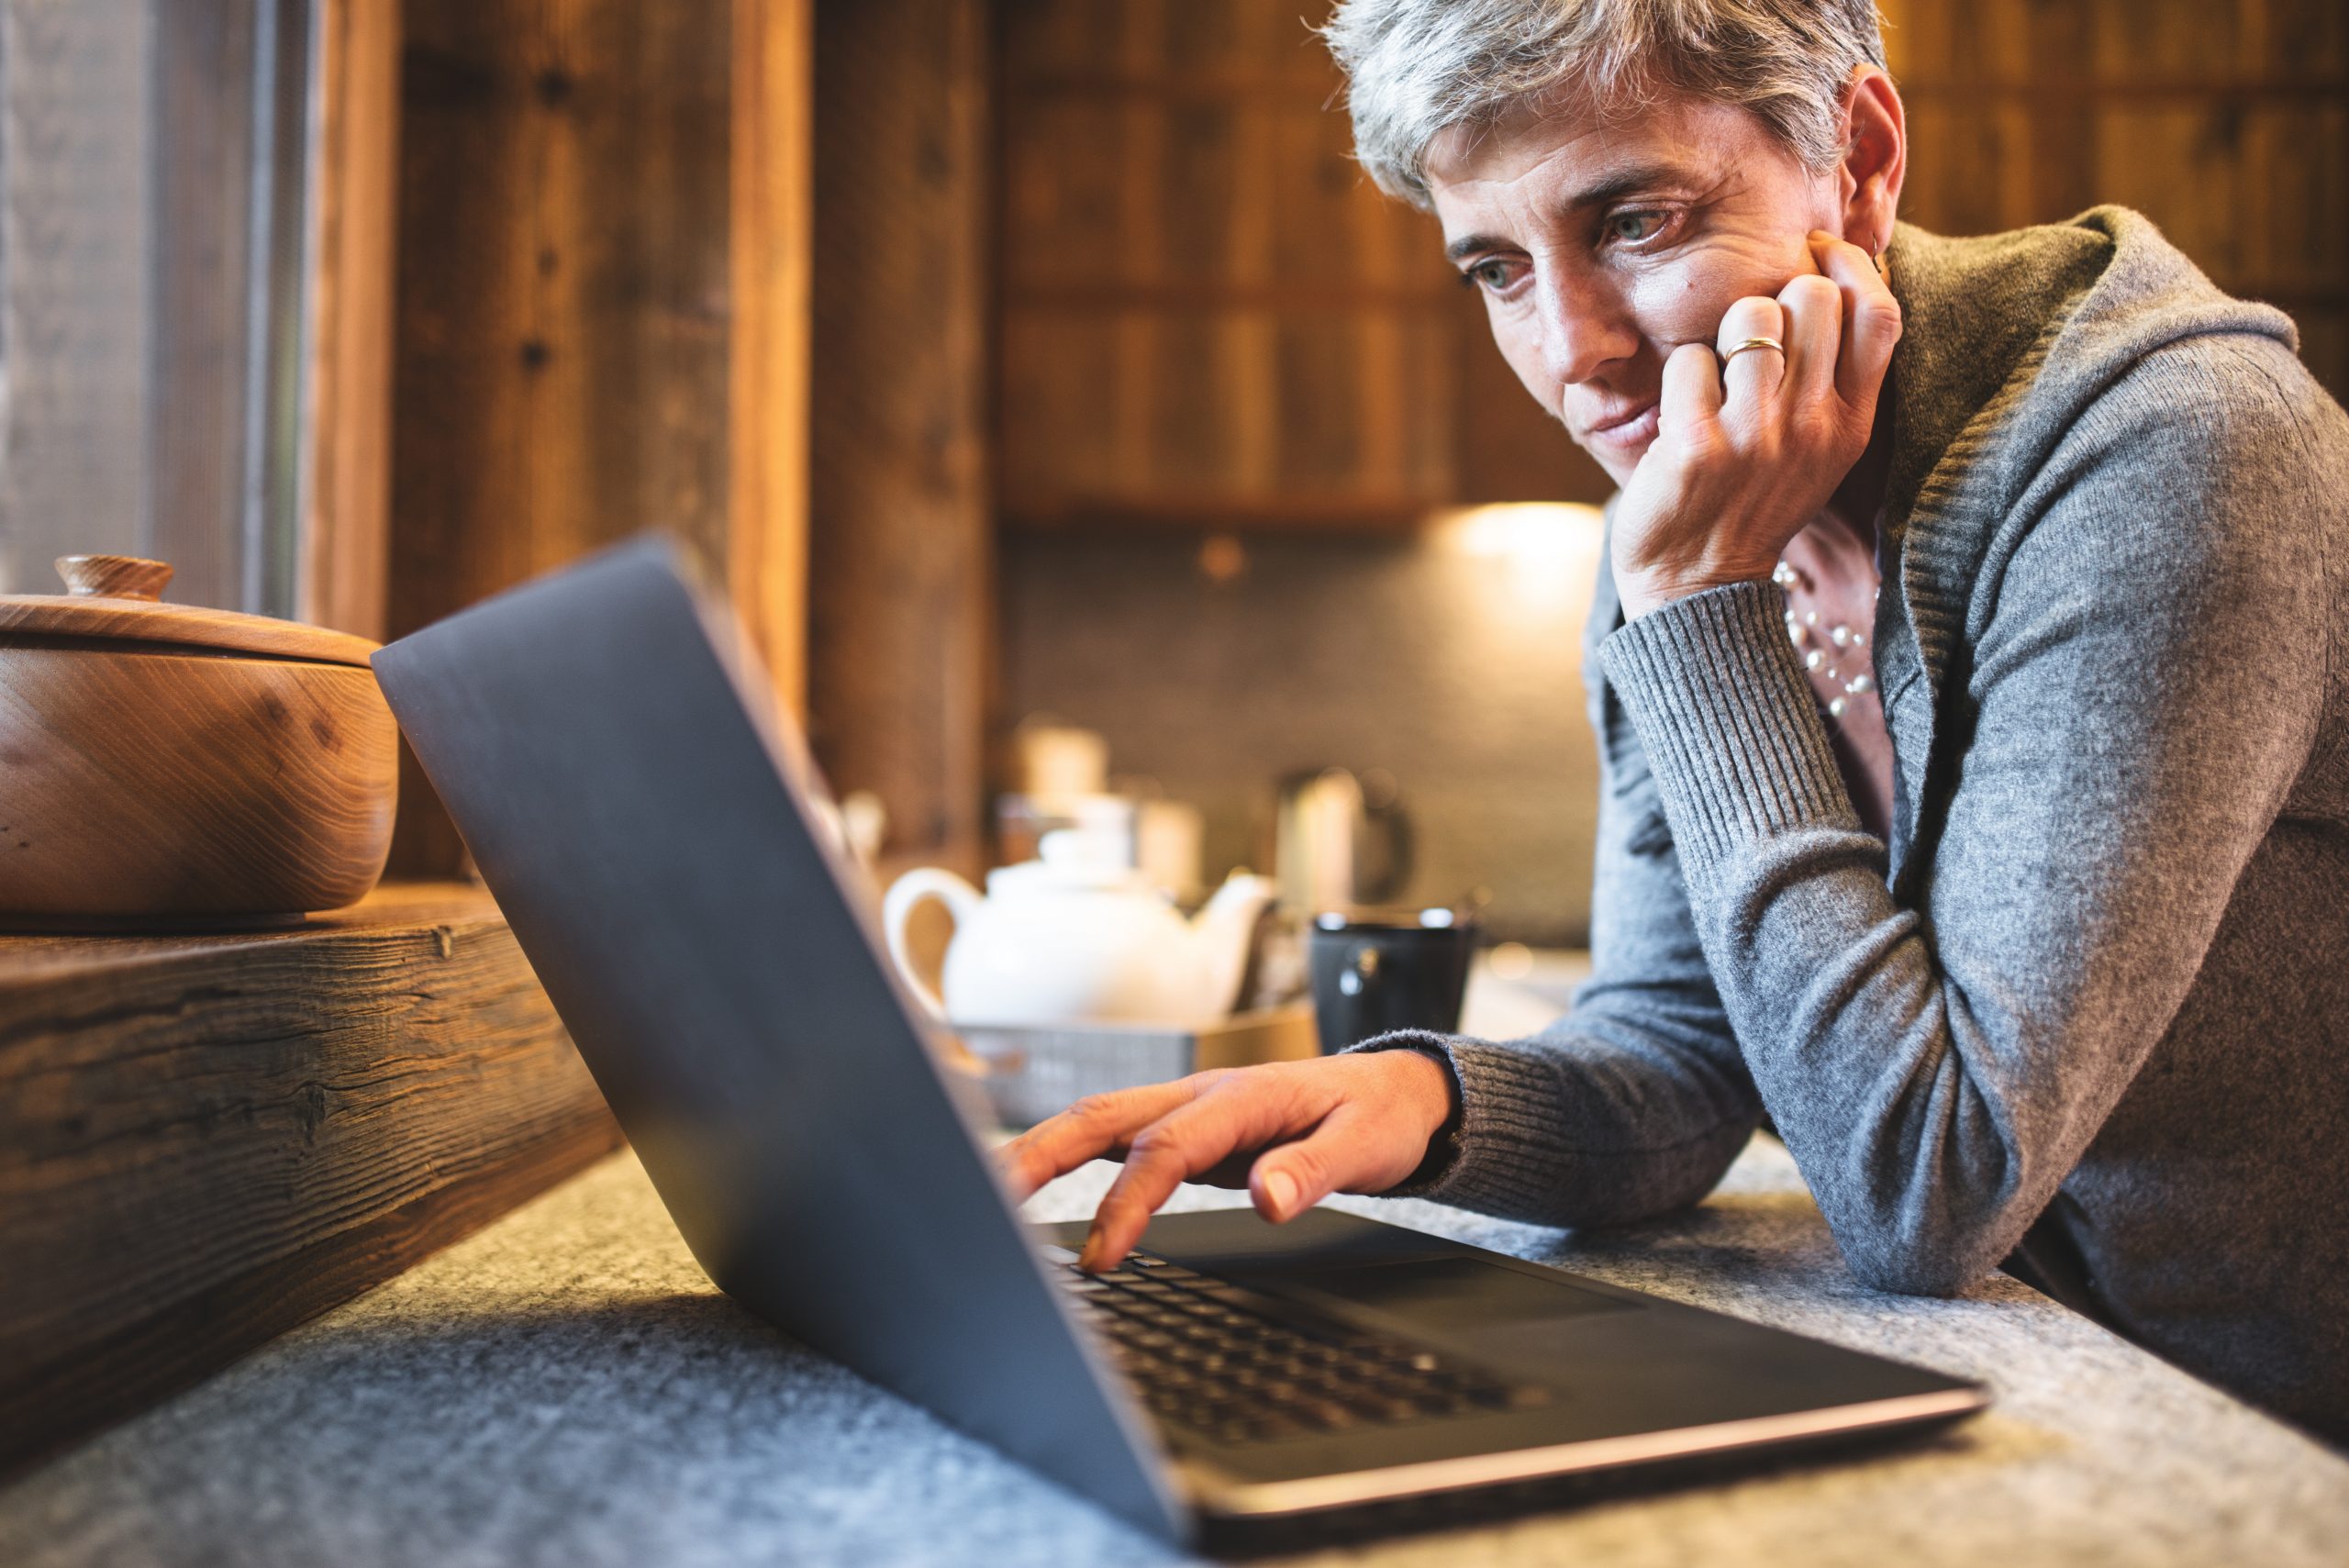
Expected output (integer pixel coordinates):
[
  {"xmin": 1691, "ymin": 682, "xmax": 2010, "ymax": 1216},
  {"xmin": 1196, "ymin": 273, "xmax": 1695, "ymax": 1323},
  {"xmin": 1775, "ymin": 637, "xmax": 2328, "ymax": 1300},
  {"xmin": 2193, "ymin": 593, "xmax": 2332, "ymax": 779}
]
[
  {"xmin": 996, "ymin": 1051, "xmax": 1458, "ymax": 1272},
  {"xmin": 1610, "ymin": 232, "xmax": 1901, "ymax": 620}
]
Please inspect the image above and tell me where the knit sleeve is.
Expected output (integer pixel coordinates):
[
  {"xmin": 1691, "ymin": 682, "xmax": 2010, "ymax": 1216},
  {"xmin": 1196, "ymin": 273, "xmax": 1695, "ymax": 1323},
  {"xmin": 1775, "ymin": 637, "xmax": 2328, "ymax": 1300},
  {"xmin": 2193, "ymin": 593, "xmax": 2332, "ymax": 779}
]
[
  {"xmin": 1345, "ymin": 542, "xmax": 1763, "ymax": 1226},
  {"xmin": 1591, "ymin": 339, "xmax": 2331, "ymax": 1294}
]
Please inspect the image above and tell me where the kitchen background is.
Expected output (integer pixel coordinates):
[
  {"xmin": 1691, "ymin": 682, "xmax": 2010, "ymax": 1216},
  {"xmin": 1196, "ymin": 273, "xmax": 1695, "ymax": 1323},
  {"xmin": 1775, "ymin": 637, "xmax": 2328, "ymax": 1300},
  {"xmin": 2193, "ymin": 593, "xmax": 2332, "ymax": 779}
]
[
  {"xmin": 0, "ymin": 0, "xmax": 2341, "ymax": 949},
  {"xmin": 991, "ymin": 0, "xmax": 2349, "ymax": 947}
]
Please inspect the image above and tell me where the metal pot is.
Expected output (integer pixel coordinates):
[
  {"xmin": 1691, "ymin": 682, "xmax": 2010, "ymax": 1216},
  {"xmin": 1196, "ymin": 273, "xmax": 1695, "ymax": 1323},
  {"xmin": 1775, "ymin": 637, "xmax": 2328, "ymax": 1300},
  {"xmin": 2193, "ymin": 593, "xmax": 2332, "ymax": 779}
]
[{"xmin": 1271, "ymin": 766, "xmax": 1414, "ymax": 915}]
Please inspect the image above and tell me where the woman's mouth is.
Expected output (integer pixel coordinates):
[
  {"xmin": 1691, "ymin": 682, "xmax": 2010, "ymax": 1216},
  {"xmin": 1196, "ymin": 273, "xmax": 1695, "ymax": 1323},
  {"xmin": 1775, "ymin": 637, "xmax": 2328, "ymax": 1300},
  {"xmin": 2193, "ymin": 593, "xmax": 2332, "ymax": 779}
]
[{"xmin": 1586, "ymin": 402, "xmax": 1659, "ymax": 451}]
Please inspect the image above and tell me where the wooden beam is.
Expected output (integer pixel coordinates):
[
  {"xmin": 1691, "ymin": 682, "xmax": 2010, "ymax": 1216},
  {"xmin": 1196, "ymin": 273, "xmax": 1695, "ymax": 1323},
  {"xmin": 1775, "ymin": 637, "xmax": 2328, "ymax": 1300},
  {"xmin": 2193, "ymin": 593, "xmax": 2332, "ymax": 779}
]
[
  {"xmin": 300, "ymin": 0, "xmax": 404, "ymax": 641},
  {"xmin": 729, "ymin": 0, "xmax": 814, "ymax": 720},
  {"xmin": 0, "ymin": 884, "xmax": 621, "ymax": 1478},
  {"xmin": 807, "ymin": 0, "xmax": 995, "ymax": 876}
]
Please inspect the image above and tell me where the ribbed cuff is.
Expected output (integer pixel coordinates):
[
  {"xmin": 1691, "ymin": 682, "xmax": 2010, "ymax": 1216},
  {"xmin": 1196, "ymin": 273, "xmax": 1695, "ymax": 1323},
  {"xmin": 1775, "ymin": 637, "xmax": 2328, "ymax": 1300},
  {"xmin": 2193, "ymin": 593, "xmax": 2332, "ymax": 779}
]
[
  {"xmin": 1342, "ymin": 1031, "xmax": 1601, "ymax": 1214},
  {"xmin": 1597, "ymin": 579, "xmax": 1858, "ymax": 879}
]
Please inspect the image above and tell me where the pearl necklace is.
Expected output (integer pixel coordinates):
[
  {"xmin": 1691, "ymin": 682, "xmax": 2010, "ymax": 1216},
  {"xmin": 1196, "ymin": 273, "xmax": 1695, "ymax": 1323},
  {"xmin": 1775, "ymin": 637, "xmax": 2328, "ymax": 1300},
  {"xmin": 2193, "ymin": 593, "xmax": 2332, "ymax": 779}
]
[{"xmin": 1772, "ymin": 559, "xmax": 1877, "ymax": 719}]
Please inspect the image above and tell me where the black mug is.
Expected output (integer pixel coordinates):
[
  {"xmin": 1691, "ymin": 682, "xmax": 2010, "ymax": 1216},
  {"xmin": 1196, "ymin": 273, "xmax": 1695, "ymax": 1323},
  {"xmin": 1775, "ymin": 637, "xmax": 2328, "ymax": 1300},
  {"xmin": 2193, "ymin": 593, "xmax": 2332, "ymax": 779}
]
[{"xmin": 1306, "ymin": 909, "xmax": 1475, "ymax": 1055}]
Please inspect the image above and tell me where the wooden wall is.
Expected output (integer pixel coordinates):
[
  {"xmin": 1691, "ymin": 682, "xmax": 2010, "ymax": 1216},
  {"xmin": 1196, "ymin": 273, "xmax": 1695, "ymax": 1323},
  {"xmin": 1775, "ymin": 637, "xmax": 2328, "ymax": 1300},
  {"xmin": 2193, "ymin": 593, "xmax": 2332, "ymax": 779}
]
[
  {"xmin": 386, "ymin": 0, "xmax": 809, "ymax": 876},
  {"xmin": 996, "ymin": 0, "xmax": 2348, "ymax": 535},
  {"xmin": 805, "ymin": 0, "xmax": 996, "ymax": 879},
  {"xmin": 996, "ymin": 0, "xmax": 1585, "ymax": 529},
  {"xmin": 384, "ymin": 0, "xmax": 993, "ymax": 885},
  {"xmin": 1886, "ymin": 0, "xmax": 2346, "ymax": 402},
  {"xmin": 373, "ymin": 0, "xmax": 2339, "ymax": 881}
]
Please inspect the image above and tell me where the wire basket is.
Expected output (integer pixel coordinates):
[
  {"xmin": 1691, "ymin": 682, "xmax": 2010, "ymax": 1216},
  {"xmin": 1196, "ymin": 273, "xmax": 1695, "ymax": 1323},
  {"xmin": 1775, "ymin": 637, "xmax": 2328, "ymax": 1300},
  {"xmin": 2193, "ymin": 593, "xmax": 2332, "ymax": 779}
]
[{"xmin": 955, "ymin": 1005, "xmax": 1318, "ymax": 1128}]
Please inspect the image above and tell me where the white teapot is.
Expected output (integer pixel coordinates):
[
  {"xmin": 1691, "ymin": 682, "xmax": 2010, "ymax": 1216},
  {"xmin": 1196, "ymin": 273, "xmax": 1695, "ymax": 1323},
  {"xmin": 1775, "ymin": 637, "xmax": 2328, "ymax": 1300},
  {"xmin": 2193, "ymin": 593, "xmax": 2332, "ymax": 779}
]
[{"xmin": 883, "ymin": 829, "xmax": 1274, "ymax": 1028}]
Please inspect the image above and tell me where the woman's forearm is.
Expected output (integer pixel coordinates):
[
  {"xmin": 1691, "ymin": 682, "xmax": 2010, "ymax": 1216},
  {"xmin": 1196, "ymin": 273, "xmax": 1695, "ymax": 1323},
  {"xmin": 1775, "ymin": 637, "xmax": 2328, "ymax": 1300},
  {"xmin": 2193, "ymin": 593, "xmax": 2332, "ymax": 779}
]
[{"xmin": 1594, "ymin": 350, "xmax": 2328, "ymax": 1292}]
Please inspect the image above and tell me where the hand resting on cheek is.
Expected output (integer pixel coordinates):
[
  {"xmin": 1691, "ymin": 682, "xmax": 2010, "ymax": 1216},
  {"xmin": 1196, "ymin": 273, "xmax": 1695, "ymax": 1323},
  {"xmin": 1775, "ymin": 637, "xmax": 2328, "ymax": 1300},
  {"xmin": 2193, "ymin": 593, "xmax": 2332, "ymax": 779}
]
[{"xmin": 1610, "ymin": 231, "xmax": 1901, "ymax": 621}]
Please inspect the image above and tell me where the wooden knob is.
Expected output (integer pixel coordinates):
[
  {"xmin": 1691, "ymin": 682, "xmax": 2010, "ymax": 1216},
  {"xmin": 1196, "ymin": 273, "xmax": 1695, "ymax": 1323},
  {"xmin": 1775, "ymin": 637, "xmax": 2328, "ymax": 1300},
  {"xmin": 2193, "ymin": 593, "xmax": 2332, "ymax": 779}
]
[{"xmin": 56, "ymin": 555, "xmax": 174, "ymax": 602}]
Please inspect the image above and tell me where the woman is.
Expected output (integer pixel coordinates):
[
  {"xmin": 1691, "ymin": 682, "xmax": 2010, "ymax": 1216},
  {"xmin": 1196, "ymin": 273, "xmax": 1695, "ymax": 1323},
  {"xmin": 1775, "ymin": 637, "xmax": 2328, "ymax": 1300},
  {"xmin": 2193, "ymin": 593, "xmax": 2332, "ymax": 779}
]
[{"xmin": 1003, "ymin": 0, "xmax": 2349, "ymax": 1440}]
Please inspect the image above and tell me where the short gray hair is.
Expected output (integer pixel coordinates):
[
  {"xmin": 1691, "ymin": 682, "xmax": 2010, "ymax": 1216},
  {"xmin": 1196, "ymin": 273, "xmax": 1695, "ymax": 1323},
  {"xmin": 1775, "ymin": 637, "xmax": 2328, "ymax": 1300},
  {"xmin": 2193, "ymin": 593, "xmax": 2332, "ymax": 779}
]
[{"xmin": 1323, "ymin": 0, "xmax": 1887, "ymax": 209}]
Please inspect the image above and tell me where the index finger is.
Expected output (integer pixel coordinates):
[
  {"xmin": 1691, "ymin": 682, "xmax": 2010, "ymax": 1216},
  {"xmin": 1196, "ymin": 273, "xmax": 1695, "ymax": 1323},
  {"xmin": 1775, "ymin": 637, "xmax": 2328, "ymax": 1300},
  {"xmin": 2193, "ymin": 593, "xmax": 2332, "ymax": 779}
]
[
  {"xmin": 1082, "ymin": 1070, "xmax": 1323, "ymax": 1270},
  {"xmin": 995, "ymin": 1076, "xmax": 1215, "ymax": 1201}
]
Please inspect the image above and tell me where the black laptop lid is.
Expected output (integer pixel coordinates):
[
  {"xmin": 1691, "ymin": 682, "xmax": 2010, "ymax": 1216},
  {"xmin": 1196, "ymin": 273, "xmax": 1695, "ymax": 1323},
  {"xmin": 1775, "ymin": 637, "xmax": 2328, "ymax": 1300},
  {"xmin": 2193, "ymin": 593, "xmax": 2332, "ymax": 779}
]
[{"xmin": 373, "ymin": 536, "xmax": 1179, "ymax": 1538}]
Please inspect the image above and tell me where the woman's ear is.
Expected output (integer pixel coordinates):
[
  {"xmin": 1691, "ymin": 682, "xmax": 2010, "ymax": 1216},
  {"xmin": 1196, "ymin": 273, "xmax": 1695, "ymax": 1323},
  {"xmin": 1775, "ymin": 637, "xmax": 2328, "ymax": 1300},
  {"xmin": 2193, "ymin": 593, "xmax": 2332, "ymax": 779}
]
[{"xmin": 1838, "ymin": 66, "xmax": 1906, "ymax": 256}]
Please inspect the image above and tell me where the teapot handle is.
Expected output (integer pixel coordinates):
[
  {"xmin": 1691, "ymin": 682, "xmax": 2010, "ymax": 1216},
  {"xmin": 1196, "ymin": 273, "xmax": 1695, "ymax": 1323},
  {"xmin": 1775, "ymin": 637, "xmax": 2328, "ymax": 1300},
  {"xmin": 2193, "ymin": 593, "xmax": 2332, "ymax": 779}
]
[{"xmin": 882, "ymin": 868, "xmax": 984, "ymax": 1020}]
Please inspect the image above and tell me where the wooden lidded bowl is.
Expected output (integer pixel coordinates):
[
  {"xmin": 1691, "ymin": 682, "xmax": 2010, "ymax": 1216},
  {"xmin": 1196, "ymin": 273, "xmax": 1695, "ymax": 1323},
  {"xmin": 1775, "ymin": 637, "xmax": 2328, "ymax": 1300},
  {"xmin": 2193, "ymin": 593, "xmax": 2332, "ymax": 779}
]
[{"xmin": 0, "ymin": 554, "xmax": 398, "ymax": 929}]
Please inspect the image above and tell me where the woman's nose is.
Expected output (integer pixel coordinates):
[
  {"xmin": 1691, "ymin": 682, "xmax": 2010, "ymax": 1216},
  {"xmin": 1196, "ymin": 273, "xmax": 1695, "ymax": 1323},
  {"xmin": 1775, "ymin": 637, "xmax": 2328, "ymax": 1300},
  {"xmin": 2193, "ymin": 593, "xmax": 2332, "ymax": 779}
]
[{"xmin": 1534, "ymin": 270, "xmax": 1637, "ymax": 389}]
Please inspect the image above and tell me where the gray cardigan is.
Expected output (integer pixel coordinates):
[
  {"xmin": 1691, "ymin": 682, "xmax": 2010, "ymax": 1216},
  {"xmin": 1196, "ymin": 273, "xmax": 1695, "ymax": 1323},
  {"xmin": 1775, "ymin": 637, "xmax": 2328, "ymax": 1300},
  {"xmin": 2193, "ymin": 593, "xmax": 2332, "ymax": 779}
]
[{"xmin": 1363, "ymin": 210, "xmax": 2349, "ymax": 1441}]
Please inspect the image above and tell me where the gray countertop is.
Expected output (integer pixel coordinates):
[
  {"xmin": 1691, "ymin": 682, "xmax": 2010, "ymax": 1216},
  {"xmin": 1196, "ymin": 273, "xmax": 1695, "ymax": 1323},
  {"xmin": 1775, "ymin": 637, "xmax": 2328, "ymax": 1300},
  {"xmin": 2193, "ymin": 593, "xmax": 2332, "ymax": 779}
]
[{"xmin": 5, "ymin": 956, "xmax": 2344, "ymax": 1565}]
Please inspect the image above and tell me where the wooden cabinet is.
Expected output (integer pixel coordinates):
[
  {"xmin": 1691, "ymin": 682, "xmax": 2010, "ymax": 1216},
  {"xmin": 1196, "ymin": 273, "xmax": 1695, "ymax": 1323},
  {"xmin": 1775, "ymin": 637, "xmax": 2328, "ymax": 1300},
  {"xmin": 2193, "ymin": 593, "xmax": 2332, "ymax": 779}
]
[
  {"xmin": 996, "ymin": 0, "xmax": 1598, "ymax": 531},
  {"xmin": 1883, "ymin": 0, "xmax": 2345, "ymax": 399},
  {"xmin": 998, "ymin": 0, "xmax": 2347, "ymax": 536}
]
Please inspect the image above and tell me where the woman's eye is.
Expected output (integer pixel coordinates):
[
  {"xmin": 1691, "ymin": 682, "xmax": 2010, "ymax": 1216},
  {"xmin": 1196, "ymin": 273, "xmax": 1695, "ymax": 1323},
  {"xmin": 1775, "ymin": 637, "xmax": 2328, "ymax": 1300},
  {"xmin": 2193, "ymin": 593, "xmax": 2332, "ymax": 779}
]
[
  {"xmin": 1608, "ymin": 210, "xmax": 1668, "ymax": 245},
  {"xmin": 1466, "ymin": 258, "xmax": 1519, "ymax": 293}
]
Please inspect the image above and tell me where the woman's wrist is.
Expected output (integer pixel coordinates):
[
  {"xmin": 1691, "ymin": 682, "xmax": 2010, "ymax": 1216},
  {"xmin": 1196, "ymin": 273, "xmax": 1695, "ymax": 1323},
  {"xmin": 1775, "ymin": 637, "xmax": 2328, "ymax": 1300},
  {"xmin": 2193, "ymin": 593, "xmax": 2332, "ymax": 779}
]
[
  {"xmin": 1338, "ymin": 1033, "xmax": 1469, "ymax": 1191},
  {"xmin": 1376, "ymin": 1045, "xmax": 1466, "ymax": 1191},
  {"xmin": 1386, "ymin": 1046, "xmax": 1461, "ymax": 1142},
  {"xmin": 1617, "ymin": 564, "xmax": 1777, "ymax": 621}
]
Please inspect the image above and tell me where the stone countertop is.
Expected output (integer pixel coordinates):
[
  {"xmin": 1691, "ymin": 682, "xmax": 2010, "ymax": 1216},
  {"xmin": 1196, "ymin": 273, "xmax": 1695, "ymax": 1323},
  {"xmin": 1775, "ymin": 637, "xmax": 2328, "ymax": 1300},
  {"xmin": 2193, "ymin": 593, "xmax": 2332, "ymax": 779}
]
[
  {"xmin": 5, "ymin": 1140, "xmax": 2344, "ymax": 1567},
  {"xmin": 5, "ymin": 953, "xmax": 2344, "ymax": 1565}
]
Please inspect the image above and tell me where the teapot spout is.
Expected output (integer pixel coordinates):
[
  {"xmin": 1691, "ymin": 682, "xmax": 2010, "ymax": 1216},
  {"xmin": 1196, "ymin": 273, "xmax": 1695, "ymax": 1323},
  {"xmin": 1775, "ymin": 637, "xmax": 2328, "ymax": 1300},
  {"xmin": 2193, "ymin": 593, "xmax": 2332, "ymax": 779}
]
[{"xmin": 1188, "ymin": 870, "xmax": 1276, "ymax": 1020}]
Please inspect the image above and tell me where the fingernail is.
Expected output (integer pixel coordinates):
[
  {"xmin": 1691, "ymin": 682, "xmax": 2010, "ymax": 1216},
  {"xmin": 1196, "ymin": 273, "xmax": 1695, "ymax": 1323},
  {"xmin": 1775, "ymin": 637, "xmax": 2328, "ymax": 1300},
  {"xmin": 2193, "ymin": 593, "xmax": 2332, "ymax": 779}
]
[
  {"xmin": 1262, "ymin": 1169, "xmax": 1298, "ymax": 1220},
  {"xmin": 1077, "ymin": 1223, "xmax": 1103, "ymax": 1272}
]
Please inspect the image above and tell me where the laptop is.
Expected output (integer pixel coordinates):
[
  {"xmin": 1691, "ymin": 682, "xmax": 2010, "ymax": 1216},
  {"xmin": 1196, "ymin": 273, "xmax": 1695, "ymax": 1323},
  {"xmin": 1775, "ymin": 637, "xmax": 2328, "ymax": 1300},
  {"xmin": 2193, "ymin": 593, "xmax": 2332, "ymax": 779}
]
[{"xmin": 373, "ymin": 536, "xmax": 1987, "ymax": 1545}]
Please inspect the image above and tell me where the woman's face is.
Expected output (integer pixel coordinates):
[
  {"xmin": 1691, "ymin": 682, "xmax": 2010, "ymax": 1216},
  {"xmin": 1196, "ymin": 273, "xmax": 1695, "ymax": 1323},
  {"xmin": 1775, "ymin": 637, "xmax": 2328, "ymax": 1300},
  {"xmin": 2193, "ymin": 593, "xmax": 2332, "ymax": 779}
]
[{"xmin": 1425, "ymin": 91, "xmax": 1846, "ymax": 485}]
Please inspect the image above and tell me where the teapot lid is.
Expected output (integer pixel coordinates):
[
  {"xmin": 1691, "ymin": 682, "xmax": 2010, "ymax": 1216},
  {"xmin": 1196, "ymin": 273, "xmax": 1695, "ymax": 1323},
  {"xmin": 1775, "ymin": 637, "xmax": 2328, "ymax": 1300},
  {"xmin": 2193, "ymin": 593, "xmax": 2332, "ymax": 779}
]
[
  {"xmin": 988, "ymin": 826, "xmax": 1157, "ymax": 895},
  {"xmin": 0, "ymin": 555, "xmax": 380, "ymax": 667}
]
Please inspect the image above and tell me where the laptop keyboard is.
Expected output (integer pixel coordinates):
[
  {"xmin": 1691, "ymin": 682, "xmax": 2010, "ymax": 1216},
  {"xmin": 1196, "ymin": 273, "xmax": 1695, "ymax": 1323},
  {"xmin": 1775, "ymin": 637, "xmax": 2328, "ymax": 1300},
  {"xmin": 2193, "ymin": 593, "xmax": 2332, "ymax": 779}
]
[{"xmin": 1050, "ymin": 1248, "xmax": 1553, "ymax": 1448}]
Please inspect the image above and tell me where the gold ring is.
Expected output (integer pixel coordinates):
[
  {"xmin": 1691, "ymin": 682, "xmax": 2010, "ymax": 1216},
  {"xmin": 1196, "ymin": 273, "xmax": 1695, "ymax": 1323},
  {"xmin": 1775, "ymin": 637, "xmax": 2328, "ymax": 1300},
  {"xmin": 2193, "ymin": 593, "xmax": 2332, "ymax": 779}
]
[{"xmin": 1721, "ymin": 336, "xmax": 1787, "ymax": 368}]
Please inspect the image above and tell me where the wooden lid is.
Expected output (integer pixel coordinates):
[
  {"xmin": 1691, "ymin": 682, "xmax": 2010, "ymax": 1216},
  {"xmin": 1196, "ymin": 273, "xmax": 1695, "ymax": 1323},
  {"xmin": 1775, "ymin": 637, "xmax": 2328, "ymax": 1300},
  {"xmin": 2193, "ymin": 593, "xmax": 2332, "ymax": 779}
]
[{"xmin": 0, "ymin": 556, "xmax": 381, "ymax": 667}]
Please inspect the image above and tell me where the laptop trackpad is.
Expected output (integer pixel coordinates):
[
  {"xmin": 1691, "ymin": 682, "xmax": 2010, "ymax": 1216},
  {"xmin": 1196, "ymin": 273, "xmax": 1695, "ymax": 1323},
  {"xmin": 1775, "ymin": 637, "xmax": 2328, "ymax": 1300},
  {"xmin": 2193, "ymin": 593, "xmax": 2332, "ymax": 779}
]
[{"xmin": 1283, "ymin": 1256, "xmax": 1630, "ymax": 1328}]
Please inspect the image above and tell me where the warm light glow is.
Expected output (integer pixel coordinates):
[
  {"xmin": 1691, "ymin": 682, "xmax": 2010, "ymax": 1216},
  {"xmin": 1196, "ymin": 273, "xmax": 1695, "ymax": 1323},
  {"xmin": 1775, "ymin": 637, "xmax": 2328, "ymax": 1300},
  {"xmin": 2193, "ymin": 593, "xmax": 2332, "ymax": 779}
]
[
  {"xmin": 1197, "ymin": 533, "xmax": 1248, "ymax": 584},
  {"xmin": 1431, "ymin": 503, "xmax": 1608, "ymax": 618},
  {"xmin": 1434, "ymin": 502, "xmax": 1607, "ymax": 563},
  {"xmin": 1486, "ymin": 940, "xmax": 1535, "ymax": 981}
]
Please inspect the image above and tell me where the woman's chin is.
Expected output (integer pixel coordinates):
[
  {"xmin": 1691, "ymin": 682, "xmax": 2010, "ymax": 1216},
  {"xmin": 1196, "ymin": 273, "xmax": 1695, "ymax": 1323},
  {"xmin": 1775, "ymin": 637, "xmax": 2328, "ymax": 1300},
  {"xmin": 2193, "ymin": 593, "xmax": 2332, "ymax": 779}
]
[{"xmin": 1584, "ymin": 433, "xmax": 1653, "ymax": 486}]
